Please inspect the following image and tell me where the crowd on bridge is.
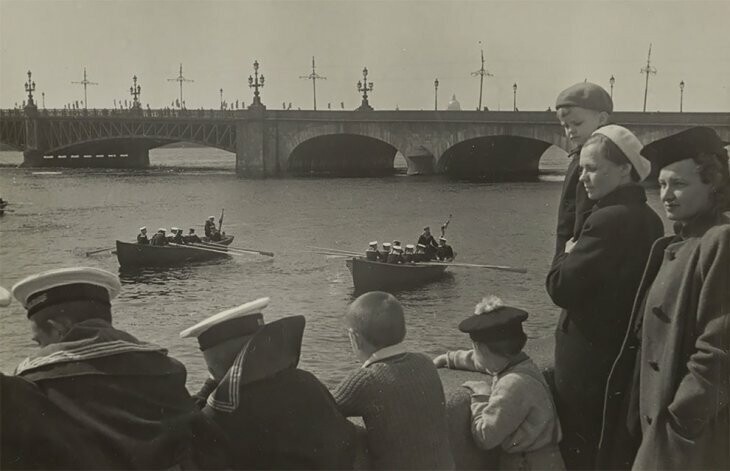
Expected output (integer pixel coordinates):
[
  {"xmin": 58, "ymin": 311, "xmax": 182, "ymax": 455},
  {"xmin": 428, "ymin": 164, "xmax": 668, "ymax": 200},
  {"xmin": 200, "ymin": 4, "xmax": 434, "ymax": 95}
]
[{"xmin": 1, "ymin": 82, "xmax": 728, "ymax": 471}]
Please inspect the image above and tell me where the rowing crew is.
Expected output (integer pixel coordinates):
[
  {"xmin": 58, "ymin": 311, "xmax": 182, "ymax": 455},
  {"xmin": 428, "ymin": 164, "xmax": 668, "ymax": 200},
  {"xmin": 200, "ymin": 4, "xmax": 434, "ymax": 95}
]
[
  {"xmin": 365, "ymin": 238, "xmax": 454, "ymax": 264},
  {"xmin": 136, "ymin": 227, "xmax": 205, "ymax": 246}
]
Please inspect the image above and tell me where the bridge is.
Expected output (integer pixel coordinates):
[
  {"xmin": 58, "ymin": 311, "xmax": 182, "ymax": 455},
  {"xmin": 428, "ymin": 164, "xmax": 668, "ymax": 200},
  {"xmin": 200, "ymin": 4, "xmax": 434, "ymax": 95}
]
[{"xmin": 1, "ymin": 107, "xmax": 728, "ymax": 178}]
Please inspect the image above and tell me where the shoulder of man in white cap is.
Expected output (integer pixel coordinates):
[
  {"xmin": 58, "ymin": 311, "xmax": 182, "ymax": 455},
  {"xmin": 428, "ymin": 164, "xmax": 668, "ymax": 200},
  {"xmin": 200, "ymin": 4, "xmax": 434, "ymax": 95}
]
[
  {"xmin": 556, "ymin": 82, "xmax": 613, "ymax": 113},
  {"xmin": 11, "ymin": 267, "xmax": 121, "ymax": 311},
  {"xmin": 180, "ymin": 297, "xmax": 269, "ymax": 350},
  {"xmin": 590, "ymin": 125, "xmax": 651, "ymax": 181},
  {"xmin": 641, "ymin": 126, "xmax": 728, "ymax": 171}
]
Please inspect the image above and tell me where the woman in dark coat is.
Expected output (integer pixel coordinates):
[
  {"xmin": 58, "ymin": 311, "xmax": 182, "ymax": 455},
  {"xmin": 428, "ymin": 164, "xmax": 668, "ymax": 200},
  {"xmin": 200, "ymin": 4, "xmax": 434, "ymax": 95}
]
[
  {"xmin": 545, "ymin": 125, "xmax": 663, "ymax": 469},
  {"xmin": 598, "ymin": 127, "xmax": 730, "ymax": 470}
]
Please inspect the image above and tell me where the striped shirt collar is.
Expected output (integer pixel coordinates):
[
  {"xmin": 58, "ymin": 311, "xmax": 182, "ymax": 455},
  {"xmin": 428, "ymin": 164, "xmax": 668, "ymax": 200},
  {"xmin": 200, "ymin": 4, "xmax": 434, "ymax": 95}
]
[{"xmin": 362, "ymin": 342, "xmax": 407, "ymax": 368}]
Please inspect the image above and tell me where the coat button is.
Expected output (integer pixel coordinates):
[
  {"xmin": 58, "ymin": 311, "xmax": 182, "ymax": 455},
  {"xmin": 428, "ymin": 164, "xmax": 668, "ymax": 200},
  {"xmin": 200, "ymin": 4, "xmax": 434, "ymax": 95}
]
[
  {"xmin": 652, "ymin": 306, "xmax": 669, "ymax": 322},
  {"xmin": 646, "ymin": 416, "xmax": 653, "ymax": 425},
  {"xmin": 667, "ymin": 250, "xmax": 676, "ymax": 261},
  {"xmin": 649, "ymin": 361, "xmax": 660, "ymax": 371}
]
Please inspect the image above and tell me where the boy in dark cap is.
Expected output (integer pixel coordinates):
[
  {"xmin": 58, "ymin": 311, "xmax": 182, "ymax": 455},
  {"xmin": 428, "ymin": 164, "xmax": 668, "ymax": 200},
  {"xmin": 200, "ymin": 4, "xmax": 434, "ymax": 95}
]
[
  {"xmin": 552, "ymin": 82, "xmax": 613, "ymax": 258},
  {"xmin": 181, "ymin": 297, "xmax": 357, "ymax": 470},
  {"xmin": 434, "ymin": 296, "xmax": 564, "ymax": 470}
]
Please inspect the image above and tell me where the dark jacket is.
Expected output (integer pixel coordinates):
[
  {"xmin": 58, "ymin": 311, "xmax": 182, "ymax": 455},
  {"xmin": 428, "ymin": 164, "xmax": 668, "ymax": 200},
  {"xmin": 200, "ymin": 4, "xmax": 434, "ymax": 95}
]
[
  {"xmin": 204, "ymin": 220, "xmax": 216, "ymax": 238},
  {"xmin": 545, "ymin": 183, "xmax": 663, "ymax": 469},
  {"xmin": 554, "ymin": 150, "xmax": 594, "ymax": 258},
  {"xmin": 365, "ymin": 249, "xmax": 378, "ymax": 261},
  {"xmin": 417, "ymin": 233, "xmax": 438, "ymax": 259},
  {"xmin": 436, "ymin": 244, "xmax": 454, "ymax": 261},
  {"xmin": 150, "ymin": 232, "xmax": 169, "ymax": 246},
  {"xmin": 137, "ymin": 233, "xmax": 149, "ymax": 244},
  {"xmin": 598, "ymin": 214, "xmax": 730, "ymax": 470}
]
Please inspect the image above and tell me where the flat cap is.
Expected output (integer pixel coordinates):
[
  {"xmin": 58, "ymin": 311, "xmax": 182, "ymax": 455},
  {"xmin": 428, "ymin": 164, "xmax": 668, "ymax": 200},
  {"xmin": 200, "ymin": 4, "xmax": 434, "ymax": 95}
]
[
  {"xmin": 12, "ymin": 267, "xmax": 121, "ymax": 318},
  {"xmin": 591, "ymin": 125, "xmax": 652, "ymax": 181},
  {"xmin": 640, "ymin": 127, "xmax": 729, "ymax": 171},
  {"xmin": 556, "ymin": 82, "xmax": 613, "ymax": 113},
  {"xmin": 458, "ymin": 297, "xmax": 528, "ymax": 343},
  {"xmin": 180, "ymin": 297, "xmax": 268, "ymax": 351}
]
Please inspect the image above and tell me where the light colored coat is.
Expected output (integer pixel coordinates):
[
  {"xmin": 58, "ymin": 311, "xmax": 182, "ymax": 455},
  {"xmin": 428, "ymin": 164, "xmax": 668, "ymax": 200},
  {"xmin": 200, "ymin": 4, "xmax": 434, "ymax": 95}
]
[{"xmin": 599, "ymin": 217, "xmax": 730, "ymax": 470}]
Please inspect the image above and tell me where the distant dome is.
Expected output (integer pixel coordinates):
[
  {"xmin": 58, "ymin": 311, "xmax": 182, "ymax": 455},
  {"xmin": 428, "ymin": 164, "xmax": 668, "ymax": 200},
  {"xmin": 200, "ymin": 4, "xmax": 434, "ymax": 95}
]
[{"xmin": 447, "ymin": 94, "xmax": 461, "ymax": 111}]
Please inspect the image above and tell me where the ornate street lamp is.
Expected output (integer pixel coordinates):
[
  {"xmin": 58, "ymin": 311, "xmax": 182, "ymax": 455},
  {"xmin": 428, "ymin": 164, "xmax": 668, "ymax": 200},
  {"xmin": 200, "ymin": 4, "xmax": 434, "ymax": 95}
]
[
  {"xmin": 42, "ymin": 92, "xmax": 45, "ymax": 109},
  {"xmin": 129, "ymin": 75, "xmax": 141, "ymax": 110},
  {"xmin": 512, "ymin": 82, "xmax": 518, "ymax": 111},
  {"xmin": 679, "ymin": 80, "xmax": 685, "ymax": 112},
  {"xmin": 25, "ymin": 70, "xmax": 37, "ymax": 109},
  {"xmin": 434, "ymin": 78, "xmax": 439, "ymax": 110},
  {"xmin": 609, "ymin": 75, "xmax": 615, "ymax": 100},
  {"xmin": 248, "ymin": 60, "xmax": 266, "ymax": 110},
  {"xmin": 220, "ymin": 88, "xmax": 224, "ymax": 110},
  {"xmin": 356, "ymin": 67, "xmax": 374, "ymax": 111}
]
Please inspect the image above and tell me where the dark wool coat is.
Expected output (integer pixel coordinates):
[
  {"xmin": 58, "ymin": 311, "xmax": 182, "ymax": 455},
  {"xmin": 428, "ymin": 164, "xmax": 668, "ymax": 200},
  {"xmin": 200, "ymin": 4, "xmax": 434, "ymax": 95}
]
[
  {"xmin": 553, "ymin": 150, "xmax": 594, "ymax": 258},
  {"xmin": 546, "ymin": 183, "xmax": 663, "ymax": 469},
  {"xmin": 598, "ymin": 215, "xmax": 730, "ymax": 470}
]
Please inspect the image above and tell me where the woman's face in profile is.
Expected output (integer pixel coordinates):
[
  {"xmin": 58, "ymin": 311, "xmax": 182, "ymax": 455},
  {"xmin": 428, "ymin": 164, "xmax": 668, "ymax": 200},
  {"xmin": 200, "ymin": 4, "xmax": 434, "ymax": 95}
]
[
  {"xmin": 659, "ymin": 159, "xmax": 714, "ymax": 222},
  {"xmin": 578, "ymin": 142, "xmax": 630, "ymax": 201}
]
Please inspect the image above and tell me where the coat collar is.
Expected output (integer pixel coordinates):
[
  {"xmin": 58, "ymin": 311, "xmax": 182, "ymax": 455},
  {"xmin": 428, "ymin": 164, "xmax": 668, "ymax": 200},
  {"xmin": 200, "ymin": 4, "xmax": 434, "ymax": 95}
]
[
  {"xmin": 362, "ymin": 342, "xmax": 407, "ymax": 368},
  {"xmin": 595, "ymin": 183, "xmax": 647, "ymax": 209},
  {"xmin": 673, "ymin": 211, "xmax": 730, "ymax": 240}
]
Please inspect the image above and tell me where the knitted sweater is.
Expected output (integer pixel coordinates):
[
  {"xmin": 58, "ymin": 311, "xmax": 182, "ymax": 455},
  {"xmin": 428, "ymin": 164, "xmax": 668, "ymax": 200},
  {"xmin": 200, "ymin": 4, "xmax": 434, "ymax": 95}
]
[{"xmin": 332, "ymin": 352, "xmax": 454, "ymax": 470}]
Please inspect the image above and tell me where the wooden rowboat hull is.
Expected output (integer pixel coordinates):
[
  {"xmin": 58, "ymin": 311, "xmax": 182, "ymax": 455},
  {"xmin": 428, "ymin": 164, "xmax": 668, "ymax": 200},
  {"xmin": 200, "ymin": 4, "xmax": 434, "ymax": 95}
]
[
  {"xmin": 116, "ymin": 240, "xmax": 230, "ymax": 268},
  {"xmin": 345, "ymin": 257, "xmax": 449, "ymax": 293},
  {"xmin": 201, "ymin": 236, "xmax": 234, "ymax": 246}
]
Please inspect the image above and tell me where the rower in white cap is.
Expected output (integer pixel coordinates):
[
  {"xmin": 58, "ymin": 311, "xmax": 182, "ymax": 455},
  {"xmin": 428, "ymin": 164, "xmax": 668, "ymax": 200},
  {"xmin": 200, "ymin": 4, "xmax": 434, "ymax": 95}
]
[
  {"xmin": 151, "ymin": 228, "xmax": 169, "ymax": 246},
  {"xmin": 366, "ymin": 241, "xmax": 379, "ymax": 261},
  {"xmin": 378, "ymin": 242, "xmax": 392, "ymax": 262},
  {"xmin": 436, "ymin": 237, "xmax": 455, "ymax": 262},
  {"xmin": 137, "ymin": 227, "xmax": 149, "ymax": 245},
  {"xmin": 179, "ymin": 298, "xmax": 357, "ymax": 469}
]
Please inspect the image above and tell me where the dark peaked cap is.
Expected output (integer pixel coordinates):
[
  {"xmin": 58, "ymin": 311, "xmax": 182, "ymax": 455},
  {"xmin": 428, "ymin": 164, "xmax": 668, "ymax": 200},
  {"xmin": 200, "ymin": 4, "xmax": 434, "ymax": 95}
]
[
  {"xmin": 459, "ymin": 305, "xmax": 528, "ymax": 343},
  {"xmin": 640, "ymin": 126, "xmax": 729, "ymax": 170}
]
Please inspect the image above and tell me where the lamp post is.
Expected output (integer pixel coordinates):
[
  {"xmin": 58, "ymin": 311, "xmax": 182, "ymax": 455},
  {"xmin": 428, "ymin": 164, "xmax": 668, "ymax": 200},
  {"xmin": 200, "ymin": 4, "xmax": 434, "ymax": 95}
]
[
  {"xmin": 356, "ymin": 67, "xmax": 374, "ymax": 111},
  {"xmin": 129, "ymin": 75, "xmax": 141, "ymax": 110},
  {"xmin": 299, "ymin": 56, "xmax": 326, "ymax": 110},
  {"xmin": 247, "ymin": 60, "xmax": 265, "ymax": 110},
  {"xmin": 609, "ymin": 75, "xmax": 615, "ymax": 100},
  {"xmin": 679, "ymin": 80, "xmax": 685, "ymax": 112},
  {"xmin": 72, "ymin": 67, "xmax": 98, "ymax": 109},
  {"xmin": 512, "ymin": 82, "xmax": 517, "ymax": 111},
  {"xmin": 434, "ymin": 78, "xmax": 439, "ymax": 110},
  {"xmin": 471, "ymin": 45, "xmax": 493, "ymax": 110},
  {"xmin": 220, "ymin": 88, "xmax": 224, "ymax": 110},
  {"xmin": 24, "ymin": 70, "xmax": 36, "ymax": 109},
  {"xmin": 640, "ymin": 43, "xmax": 657, "ymax": 112},
  {"xmin": 42, "ymin": 92, "xmax": 45, "ymax": 109}
]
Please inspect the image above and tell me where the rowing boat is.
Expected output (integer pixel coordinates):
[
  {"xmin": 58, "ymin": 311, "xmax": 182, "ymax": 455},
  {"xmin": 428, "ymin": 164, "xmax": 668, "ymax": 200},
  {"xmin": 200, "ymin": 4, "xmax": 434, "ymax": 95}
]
[
  {"xmin": 345, "ymin": 257, "xmax": 449, "ymax": 293},
  {"xmin": 116, "ymin": 239, "xmax": 232, "ymax": 268},
  {"xmin": 201, "ymin": 235, "xmax": 234, "ymax": 245}
]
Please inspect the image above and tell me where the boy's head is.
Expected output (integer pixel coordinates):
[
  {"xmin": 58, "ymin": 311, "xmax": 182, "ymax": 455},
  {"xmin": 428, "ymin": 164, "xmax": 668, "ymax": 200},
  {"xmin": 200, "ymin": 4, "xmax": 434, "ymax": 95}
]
[
  {"xmin": 555, "ymin": 82, "xmax": 613, "ymax": 148},
  {"xmin": 346, "ymin": 291, "xmax": 406, "ymax": 360},
  {"xmin": 459, "ymin": 296, "xmax": 528, "ymax": 363}
]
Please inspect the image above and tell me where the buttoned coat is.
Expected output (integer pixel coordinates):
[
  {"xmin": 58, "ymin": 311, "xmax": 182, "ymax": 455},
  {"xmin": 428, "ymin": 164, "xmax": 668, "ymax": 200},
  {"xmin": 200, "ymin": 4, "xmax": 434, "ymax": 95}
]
[
  {"xmin": 553, "ymin": 151, "xmax": 594, "ymax": 257},
  {"xmin": 546, "ymin": 183, "xmax": 663, "ymax": 468},
  {"xmin": 598, "ymin": 216, "xmax": 730, "ymax": 470}
]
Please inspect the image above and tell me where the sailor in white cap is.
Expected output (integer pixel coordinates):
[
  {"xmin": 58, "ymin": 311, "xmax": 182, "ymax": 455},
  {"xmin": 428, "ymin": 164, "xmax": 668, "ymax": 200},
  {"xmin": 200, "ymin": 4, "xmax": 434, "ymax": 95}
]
[
  {"xmin": 366, "ymin": 241, "xmax": 379, "ymax": 261},
  {"xmin": 137, "ymin": 226, "xmax": 149, "ymax": 245},
  {"xmin": 403, "ymin": 244, "xmax": 415, "ymax": 263},
  {"xmin": 204, "ymin": 216, "xmax": 217, "ymax": 238},
  {"xmin": 6, "ymin": 267, "xmax": 226, "ymax": 469},
  {"xmin": 179, "ymin": 299, "xmax": 357, "ymax": 469},
  {"xmin": 151, "ymin": 228, "xmax": 169, "ymax": 246},
  {"xmin": 378, "ymin": 242, "xmax": 392, "ymax": 262},
  {"xmin": 436, "ymin": 236, "xmax": 454, "ymax": 262},
  {"xmin": 387, "ymin": 244, "xmax": 404, "ymax": 264},
  {"xmin": 185, "ymin": 227, "xmax": 202, "ymax": 244},
  {"xmin": 171, "ymin": 227, "xmax": 185, "ymax": 245}
]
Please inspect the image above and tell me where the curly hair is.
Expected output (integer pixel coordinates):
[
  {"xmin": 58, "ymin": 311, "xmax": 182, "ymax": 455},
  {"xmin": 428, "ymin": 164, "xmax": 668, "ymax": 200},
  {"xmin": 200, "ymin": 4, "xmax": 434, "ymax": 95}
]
[{"xmin": 693, "ymin": 150, "xmax": 730, "ymax": 214}]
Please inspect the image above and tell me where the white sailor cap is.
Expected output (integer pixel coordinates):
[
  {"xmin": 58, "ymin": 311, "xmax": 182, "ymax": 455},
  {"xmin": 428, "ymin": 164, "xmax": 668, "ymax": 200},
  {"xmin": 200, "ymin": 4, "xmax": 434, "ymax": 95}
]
[
  {"xmin": 590, "ymin": 125, "xmax": 651, "ymax": 181},
  {"xmin": 417, "ymin": 243, "xmax": 426, "ymax": 248},
  {"xmin": 139, "ymin": 226, "xmax": 147, "ymax": 231},
  {"xmin": 382, "ymin": 242, "xmax": 392, "ymax": 248},
  {"xmin": 394, "ymin": 246, "xmax": 403, "ymax": 252},
  {"xmin": 0, "ymin": 286, "xmax": 11, "ymax": 307},
  {"xmin": 209, "ymin": 216, "xmax": 216, "ymax": 220},
  {"xmin": 171, "ymin": 227, "xmax": 179, "ymax": 232},
  {"xmin": 439, "ymin": 236, "xmax": 447, "ymax": 242},
  {"xmin": 180, "ymin": 297, "xmax": 269, "ymax": 351},
  {"xmin": 405, "ymin": 244, "xmax": 415, "ymax": 250},
  {"xmin": 11, "ymin": 267, "xmax": 121, "ymax": 318},
  {"xmin": 159, "ymin": 228, "xmax": 167, "ymax": 232}
]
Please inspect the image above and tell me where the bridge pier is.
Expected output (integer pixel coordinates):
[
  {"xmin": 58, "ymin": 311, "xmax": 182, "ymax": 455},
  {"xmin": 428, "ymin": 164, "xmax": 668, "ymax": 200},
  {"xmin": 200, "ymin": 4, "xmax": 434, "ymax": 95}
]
[{"xmin": 235, "ymin": 112, "xmax": 279, "ymax": 177}]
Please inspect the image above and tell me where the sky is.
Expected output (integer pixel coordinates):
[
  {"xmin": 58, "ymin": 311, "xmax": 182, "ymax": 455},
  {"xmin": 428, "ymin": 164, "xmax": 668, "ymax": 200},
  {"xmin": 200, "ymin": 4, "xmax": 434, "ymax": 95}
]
[{"xmin": 1, "ymin": 0, "xmax": 729, "ymax": 112}]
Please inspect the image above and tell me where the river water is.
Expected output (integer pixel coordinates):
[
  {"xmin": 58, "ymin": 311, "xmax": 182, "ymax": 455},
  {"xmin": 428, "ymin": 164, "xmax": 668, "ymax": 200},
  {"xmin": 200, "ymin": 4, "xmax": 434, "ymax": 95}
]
[{"xmin": 0, "ymin": 147, "xmax": 672, "ymax": 390}]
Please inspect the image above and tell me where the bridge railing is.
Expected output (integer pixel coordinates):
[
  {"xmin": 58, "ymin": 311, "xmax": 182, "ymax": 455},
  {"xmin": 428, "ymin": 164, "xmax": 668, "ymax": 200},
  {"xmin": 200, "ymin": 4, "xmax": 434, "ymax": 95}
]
[{"xmin": 0, "ymin": 108, "xmax": 245, "ymax": 120}]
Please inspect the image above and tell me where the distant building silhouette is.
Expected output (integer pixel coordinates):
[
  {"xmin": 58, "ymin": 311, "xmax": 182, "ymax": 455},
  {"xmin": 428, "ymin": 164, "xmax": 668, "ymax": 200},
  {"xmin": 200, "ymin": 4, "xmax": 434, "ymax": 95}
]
[{"xmin": 447, "ymin": 94, "xmax": 461, "ymax": 111}]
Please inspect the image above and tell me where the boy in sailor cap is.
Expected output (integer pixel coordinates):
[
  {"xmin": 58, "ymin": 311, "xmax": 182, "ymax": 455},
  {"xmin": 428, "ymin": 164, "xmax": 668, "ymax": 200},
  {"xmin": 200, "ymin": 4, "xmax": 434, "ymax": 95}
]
[
  {"xmin": 366, "ymin": 241, "xmax": 379, "ymax": 261},
  {"xmin": 137, "ymin": 226, "xmax": 149, "ymax": 245},
  {"xmin": 6, "ymin": 267, "xmax": 227, "ymax": 469},
  {"xmin": 180, "ymin": 298, "xmax": 357, "ymax": 469},
  {"xmin": 553, "ymin": 82, "xmax": 613, "ymax": 258},
  {"xmin": 434, "ymin": 296, "xmax": 564, "ymax": 470}
]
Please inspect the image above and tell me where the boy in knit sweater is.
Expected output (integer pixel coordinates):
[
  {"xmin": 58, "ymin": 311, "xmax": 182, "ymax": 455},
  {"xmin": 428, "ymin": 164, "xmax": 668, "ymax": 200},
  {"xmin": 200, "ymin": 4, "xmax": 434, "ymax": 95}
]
[
  {"xmin": 332, "ymin": 291, "xmax": 454, "ymax": 470},
  {"xmin": 433, "ymin": 297, "xmax": 565, "ymax": 470}
]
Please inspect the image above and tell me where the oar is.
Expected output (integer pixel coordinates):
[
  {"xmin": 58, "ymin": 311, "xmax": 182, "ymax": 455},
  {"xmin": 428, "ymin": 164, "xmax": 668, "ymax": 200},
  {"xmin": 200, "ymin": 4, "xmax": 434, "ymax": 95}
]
[
  {"xmin": 86, "ymin": 247, "xmax": 115, "ymax": 256},
  {"xmin": 306, "ymin": 246, "xmax": 360, "ymax": 256},
  {"xmin": 195, "ymin": 242, "xmax": 274, "ymax": 257},
  {"xmin": 421, "ymin": 261, "xmax": 527, "ymax": 274},
  {"xmin": 170, "ymin": 243, "xmax": 246, "ymax": 257},
  {"xmin": 308, "ymin": 250, "xmax": 356, "ymax": 257}
]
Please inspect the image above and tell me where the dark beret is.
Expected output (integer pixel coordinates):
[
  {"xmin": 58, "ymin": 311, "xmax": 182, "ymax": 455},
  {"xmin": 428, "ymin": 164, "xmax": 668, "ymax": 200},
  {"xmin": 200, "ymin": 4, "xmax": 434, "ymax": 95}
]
[
  {"xmin": 458, "ymin": 306, "xmax": 528, "ymax": 343},
  {"xmin": 640, "ymin": 127, "xmax": 729, "ymax": 170},
  {"xmin": 555, "ymin": 82, "xmax": 613, "ymax": 113}
]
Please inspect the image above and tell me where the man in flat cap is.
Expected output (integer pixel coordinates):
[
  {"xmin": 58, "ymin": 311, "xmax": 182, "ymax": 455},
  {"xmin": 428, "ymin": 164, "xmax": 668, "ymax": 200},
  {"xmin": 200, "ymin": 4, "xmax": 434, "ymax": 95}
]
[
  {"xmin": 552, "ymin": 82, "xmax": 613, "ymax": 259},
  {"xmin": 417, "ymin": 226, "xmax": 439, "ymax": 261},
  {"xmin": 5, "ymin": 267, "xmax": 228, "ymax": 470},
  {"xmin": 599, "ymin": 127, "xmax": 730, "ymax": 470},
  {"xmin": 181, "ymin": 298, "xmax": 357, "ymax": 469}
]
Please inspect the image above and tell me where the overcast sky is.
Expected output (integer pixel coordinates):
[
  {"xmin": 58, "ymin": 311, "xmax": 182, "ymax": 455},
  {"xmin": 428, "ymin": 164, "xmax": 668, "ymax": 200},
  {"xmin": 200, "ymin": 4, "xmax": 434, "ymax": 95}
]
[{"xmin": 1, "ymin": 0, "xmax": 729, "ymax": 112}]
